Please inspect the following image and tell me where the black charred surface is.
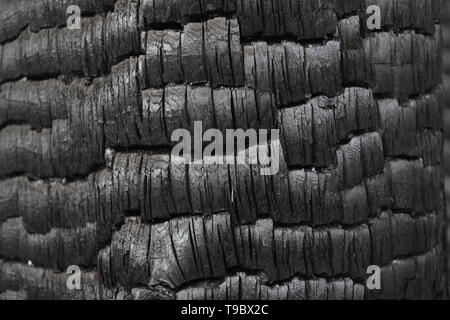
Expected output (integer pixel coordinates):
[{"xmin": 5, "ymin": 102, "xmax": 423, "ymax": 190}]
[{"xmin": 0, "ymin": 0, "xmax": 447, "ymax": 300}]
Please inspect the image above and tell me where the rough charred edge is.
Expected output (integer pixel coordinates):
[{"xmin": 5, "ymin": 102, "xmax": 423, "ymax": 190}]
[
  {"xmin": 1, "ymin": 85, "xmax": 441, "ymax": 179},
  {"xmin": 137, "ymin": 84, "xmax": 277, "ymax": 147},
  {"xmin": 0, "ymin": 80, "xmax": 375, "ymax": 177},
  {"xmin": 0, "ymin": 20, "xmax": 440, "ymax": 146},
  {"xmin": 243, "ymin": 40, "xmax": 342, "ymax": 103},
  {"xmin": 0, "ymin": 130, "xmax": 399, "ymax": 231},
  {"xmin": 173, "ymin": 246, "xmax": 446, "ymax": 300},
  {"xmin": 339, "ymin": 16, "xmax": 442, "ymax": 100},
  {"xmin": 0, "ymin": 259, "xmax": 112, "ymax": 300},
  {"xmin": 0, "ymin": 0, "xmax": 140, "ymax": 84},
  {"xmin": 174, "ymin": 274, "xmax": 364, "ymax": 300},
  {"xmin": 378, "ymin": 87, "xmax": 444, "ymax": 166},
  {"xmin": 139, "ymin": 0, "xmax": 440, "ymax": 39},
  {"xmin": 1, "ymin": 13, "xmax": 441, "ymax": 101},
  {"xmin": 95, "ymin": 212, "xmax": 442, "ymax": 291},
  {"xmin": 0, "ymin": 0, "xmax": 118, "ymax": 44},
  {"xmin": 386, "ymin": 160, "xmax": 444, "ymax": 216},
  {"xmin": 0, "ymin": 79, "xmax": 83, "ymax": 130},
  {"xmin": 0, "ymin": 128, "xmax": 443, "ymax": 231},
  {"xmin": 360, "ymin": 0, "xmax": 443, "ymax": 36},
  {"xmin": 0, "ymin": 123, "xmax": 104, "ymax": 178},
  {"xmin": 0, "ymin": 245, "xmax": 444, "ymax": 300},
  {"xmin": 366, "ymin": 246, "xmax": 447, "ymax": 299},
  {"xmin": 114, "ymin": 286, "xmax": 175, "ymax": 300},
  {"xmin": 0, "ymin": 217, "xmax": 104, "ymax": 270},
  {"xmin": 140, "ymin": 18, "xmax": 338, "ymax": 93},
  {"xmin": 2, "ymin": 34, "xmax": 339, "ymax": 132},
  {"xmin": 0, "ymin": 59, "xmax": 140, "ymax": 177},
  {"xmin": 0, "ymin": 168, "xmax": 123, "ymax": 241},
  {"xmin": 232, "ymin": 0, "xmax": 338, "ymax": 41},
  {"xmin": 279, "ymin": 87, "xmax": 379, "ymax": 167},
  {"xmin": 0, "ymin": 3, "xmax": 442, "ymax": 86},
  {"xmin": 140, "ymin": 0, "xmax": 338, "ymax": 40}
]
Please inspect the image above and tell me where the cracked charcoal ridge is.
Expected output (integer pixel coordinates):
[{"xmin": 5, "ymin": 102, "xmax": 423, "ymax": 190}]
[{"xmin": 0, "ymin": 0, "xmax": 448, "ymax": 300}]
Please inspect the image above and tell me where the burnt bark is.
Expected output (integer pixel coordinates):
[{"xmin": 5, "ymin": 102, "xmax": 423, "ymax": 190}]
[{"xmin": 0, "ymin": 0, "xmax": 447, "ymax": 300}]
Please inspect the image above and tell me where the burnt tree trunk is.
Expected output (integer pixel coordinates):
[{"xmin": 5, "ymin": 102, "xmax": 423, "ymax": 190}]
[{"xmin": 0, "ymin": 0, "xmax": 447, "ymax": 300}]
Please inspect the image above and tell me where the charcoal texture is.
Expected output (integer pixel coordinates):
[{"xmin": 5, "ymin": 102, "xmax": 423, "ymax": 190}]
[{"xmin": 0, "ymin": 0, "xmax": 447, "ymax": 300}]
